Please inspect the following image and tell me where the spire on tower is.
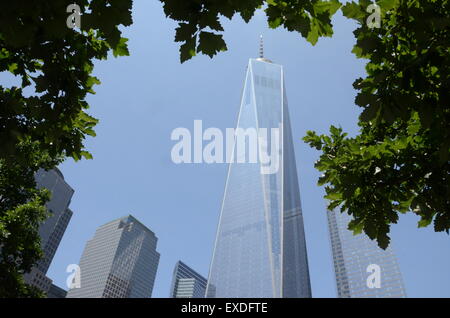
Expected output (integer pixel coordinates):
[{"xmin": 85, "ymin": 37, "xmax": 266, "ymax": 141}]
[
  {"xmin": 259, "ymin": 35, "xmax": 264, "ymax": 58},
  {"xmin": 256, "ymin": 35, "xmax": 272, "ymax": 63}
]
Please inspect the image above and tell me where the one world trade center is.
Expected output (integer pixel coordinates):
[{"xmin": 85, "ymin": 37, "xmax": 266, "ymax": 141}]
[{"xmin": 206, "ymin": 38, "xmax": 312, "ymax": 298}]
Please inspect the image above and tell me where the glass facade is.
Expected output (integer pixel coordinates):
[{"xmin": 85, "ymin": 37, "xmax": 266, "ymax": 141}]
[
  {"xmin": 47, "ymin": 284, "xmax": 68, "ymax": 298},
  {"xmin": 327, "ymin": 209, "xmax": 407, "ymax": 297},
  {"xmin": 170, "ymin": 261, "xmax": 207, "ymax": 298},
  {"xmin": 24, "ymin": 168, "xmax": 74, "ymax": 293},
  {"xmin": 206, "ymin": 58, "xmax": 311, "ymax": 298},
  {"xmin": 66, "ymin": 215, "xmax": 160, "ymax": 298}
]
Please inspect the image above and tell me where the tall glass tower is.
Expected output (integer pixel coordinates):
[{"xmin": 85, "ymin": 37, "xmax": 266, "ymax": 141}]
[
  {"xmin": 24, "ymin": 168, "xmax": 74, "ymax": 294},
  {"xmin": 206, "ymin": 40, "xmax": 311, "ymax": 298},
  {"xmin": 327, "ymin": 209, "xmax": 407, "ymax": 297},
  {"xmin": 66, "ymin": 215, "xmax": 160, "ymax": 298}
]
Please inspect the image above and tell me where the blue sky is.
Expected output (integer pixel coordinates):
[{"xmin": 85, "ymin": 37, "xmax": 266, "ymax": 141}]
[{"xmin": 26, "ymin": 1, "xmax": 450, "ymax": 297}]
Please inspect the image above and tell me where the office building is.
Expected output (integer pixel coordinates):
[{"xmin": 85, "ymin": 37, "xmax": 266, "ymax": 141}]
[
  {"xmin": 24, "ymin": 168, "xmax": 74, "ymax": 293},
  {"xmin": 66, "ymin": 215, "xmax": 160, "ymax": 298},
  {"xmin": 47, "ymin": 283, "xmax": 68, "ymax": 298},
  {"xmin": 327, "ymin": 208, "xmax": 406, "ymax": 297},
  {"xmin": 170, "ymin": 261, "xmax": 207, "ymax": 298}
]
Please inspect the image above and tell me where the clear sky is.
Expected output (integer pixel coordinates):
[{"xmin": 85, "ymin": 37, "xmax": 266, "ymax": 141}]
[{"xmin": 34, "ymin": 1, "xmax": 450, "ymax": 297}]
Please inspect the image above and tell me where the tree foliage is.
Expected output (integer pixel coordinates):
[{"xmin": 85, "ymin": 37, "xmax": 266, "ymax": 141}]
[
  {"xmin": 0, "ymin": 141, "xmax": 59, "ymax": 298},
  {"xmin": 0, "ymin": 0, "xmax": 132, "ymax": 296},
  {"xmin": 0, "ymin": 0, "xmax": 132, "ymax": 163},
  {"xmin": 304, "ymin": 0, "xmax": 449, "ymax": 248},
  {"xmin": 160, "ymin": 0, "xmax": 342, "ymax": 62},
  {"xmin": 162, "ymin": 0, "xmax": 450, "ymax": 248}
]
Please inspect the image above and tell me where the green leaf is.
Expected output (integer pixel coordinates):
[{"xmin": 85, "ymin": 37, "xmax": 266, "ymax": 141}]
[
  {"xmin": 349, "ymin": 220, "xmax": 364, "ymax": 235},
  {"xmin": 199, "ymin": 13, "xmax": 224, "ymax": 31},
  {"xmin": 80, "ymin": 151, "xmax": 94, "ymax": 160},
  {"xmin": 306, "ymin": 23, "xmax": 320, "ymax": 45},
  {"xmin": 325, "ymin": 191, "xmax": 342, "ymax": 201},
  {"xmin": 314, "ymin": 0, "xmax": 342, "ymax": 15},
  {"xmin": 86, "ymin": 76, "xmax": 101, "ymax": 87},
  {"xmin": 360, "ymin": 104, "xmax": 380, "ymax": 122},
  {"xmin": 175, "ymin": 23, "xmax": 197, "ymax": 42},
  {"xmin": 8, "ymin": 63, "xmax": 18, "ymax": 73},
  {"xmin": 268, "ymin": 17, "xmax": 283, "ymax": 29},
  {"xmin": 180, "ymin": 36, "xmax": 197, "ymax": 63},
  {"xmin": 112, "ymin": 37, "xmax": 130, "ymax": 57},
  {"xmin": 418, "ymin": 217, "xmax": 432, "ymax": 228},
  {"xmin": 341, "ymin": 2, "xmax": 365, "ymax": 21},
  {"xmin": 329, "ymin": 125, "xmax": 341, "ymax": 137},
  {"xmin": 86, "ymin": 76, "xmax": 101, "ymax": 94},
  {"xmin": 377, "ymin": 233, "xmax": 390, "ymax": 250},
  {"xmin": 197, "ymin": 32, "xmax": 227, "ymax": 58},
  {"xmin": 32, "ymin": 76, "xmax": 48, "ymax": 93},
  {"xmin": 377, "ymin": 0, "xmax": 399, "ymax": 11}
]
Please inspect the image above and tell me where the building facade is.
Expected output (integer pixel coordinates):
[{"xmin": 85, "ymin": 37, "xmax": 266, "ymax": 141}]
[
  {"xmin": 206, "ymin": 50, "xmax": 311, "ymax": 298},
  {"xmin": 47, "ymin": 284, "xmax": 68, "ymax": 298},
  {"xmin": 170, "ymin": 261, "xmax": 207, "ymax": 298},
  {"xmin": 327, "ymin": 209, "xmax": 407, "ymax": 297},
  {"xmin": 66, "ymin": 215, "xmax": 160, "ymax": 298},
  {"xmin": 24, "ymin": 168, "xmax": 74, "ymax": 294}
]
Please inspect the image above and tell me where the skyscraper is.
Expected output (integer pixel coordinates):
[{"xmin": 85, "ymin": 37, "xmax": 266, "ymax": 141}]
[
  {"xmin": 47, "ymin": 284, "xmax": 68, "ymax": 298},
  {"xmin": 24, "ymin": 168, "xmax": 74, "ymax": 294},
  {"xmin": 66, "ymin": 215, "xmax": 160, "ymax": 298},
  {"xmin": 327, "ymin": 208, "xmax": 407, "ymax": 298},
  {"xmin": 170, "ymin": 261, "xmax": 207, "ymax": 298},
  {"xmin": 206, "ymin": 40, "xmax": 312, "ymax": 298}
]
